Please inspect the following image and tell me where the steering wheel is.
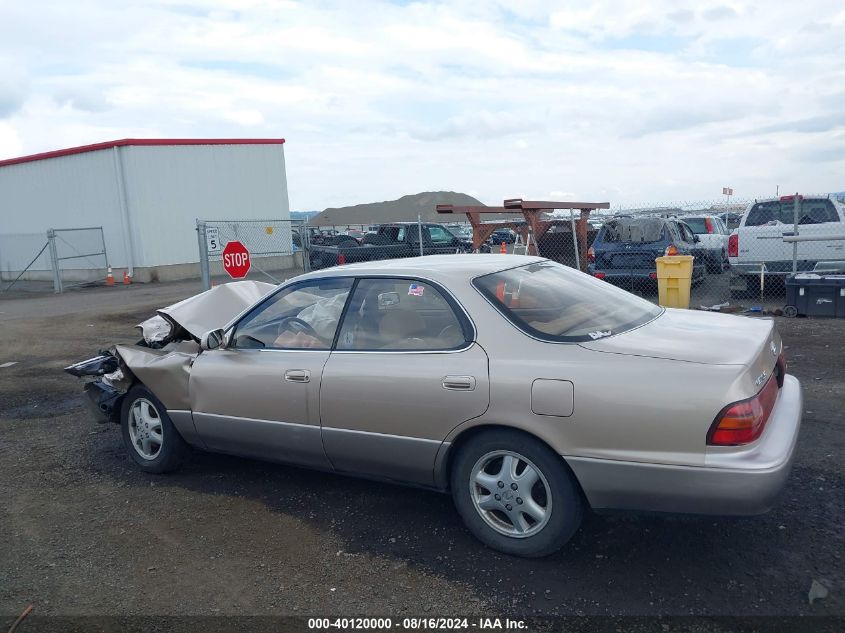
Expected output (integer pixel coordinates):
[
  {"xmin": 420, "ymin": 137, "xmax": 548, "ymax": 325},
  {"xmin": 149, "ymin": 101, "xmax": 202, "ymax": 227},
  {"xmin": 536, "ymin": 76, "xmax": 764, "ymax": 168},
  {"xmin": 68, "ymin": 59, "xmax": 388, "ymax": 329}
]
[{"xmin": 278, "ymin": 317, "xmax": 321, "ymax": 340}]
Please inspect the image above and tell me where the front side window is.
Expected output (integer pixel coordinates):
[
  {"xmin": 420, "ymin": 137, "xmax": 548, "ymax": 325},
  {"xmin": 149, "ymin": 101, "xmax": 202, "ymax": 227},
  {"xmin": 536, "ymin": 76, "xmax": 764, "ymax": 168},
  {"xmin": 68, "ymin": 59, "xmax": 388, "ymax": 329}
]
[
  {"xmin": 474, "ymin": 261, "xmax": 662, "ymax": 343},
  {"xmin": 231, "ymin": 278, "xmax": 354, "ymax": 350},
  {"xmin": 336, "ymin": 278, "xmax": 469, "ymax": 351},
  {"xmin": 427, "ymin": 225, "xmax": 456, "ymax": 246}
]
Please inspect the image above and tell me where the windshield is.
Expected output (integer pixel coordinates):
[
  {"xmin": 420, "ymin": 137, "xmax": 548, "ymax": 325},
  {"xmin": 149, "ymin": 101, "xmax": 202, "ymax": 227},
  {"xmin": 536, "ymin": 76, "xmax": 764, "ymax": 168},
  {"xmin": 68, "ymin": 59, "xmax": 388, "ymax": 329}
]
[
  {"xmin": 473, "ymin": 261, "xmax": 662, "ymax": 342},
  {"xmin": 600, "ymin": 218, "xmax": 665, "ymax": 243},
  {"xmin": 745, "ymin": 199, "xmax": 839, "ymax": 226}
]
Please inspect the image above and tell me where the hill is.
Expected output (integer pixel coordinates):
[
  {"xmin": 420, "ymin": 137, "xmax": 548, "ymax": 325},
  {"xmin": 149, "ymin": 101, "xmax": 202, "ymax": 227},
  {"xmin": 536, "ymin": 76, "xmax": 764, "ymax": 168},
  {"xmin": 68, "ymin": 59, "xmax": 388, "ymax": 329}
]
[{"xmin": 310, "ymin": 191, "xmax": 488, "ymax": 226}]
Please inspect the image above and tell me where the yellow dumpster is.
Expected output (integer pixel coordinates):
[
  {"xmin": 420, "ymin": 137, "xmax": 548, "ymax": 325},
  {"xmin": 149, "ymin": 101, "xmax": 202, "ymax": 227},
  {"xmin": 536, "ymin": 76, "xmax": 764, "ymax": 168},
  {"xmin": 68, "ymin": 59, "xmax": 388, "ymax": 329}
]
[{"xmin": 655, "ymin": 255, "xmax": 694, "ymax": 309}]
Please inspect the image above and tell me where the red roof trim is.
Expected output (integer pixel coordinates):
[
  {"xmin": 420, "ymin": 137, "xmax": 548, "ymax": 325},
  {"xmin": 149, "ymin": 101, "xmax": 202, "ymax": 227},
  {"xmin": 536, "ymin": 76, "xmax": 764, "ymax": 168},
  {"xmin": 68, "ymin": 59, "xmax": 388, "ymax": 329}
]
[{"xmin": 0, "ymin": 138, "xmax": 286, "ymax": 168}]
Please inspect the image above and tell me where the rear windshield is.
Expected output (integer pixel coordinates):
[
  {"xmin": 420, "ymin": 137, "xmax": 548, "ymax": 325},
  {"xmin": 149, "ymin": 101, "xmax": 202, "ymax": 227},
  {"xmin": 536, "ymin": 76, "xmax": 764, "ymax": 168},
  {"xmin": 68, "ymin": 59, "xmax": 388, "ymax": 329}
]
[
  {"xmin": 473, "ymin": 261, "xmax": 662, "ymax": 343},
  {"xmin": 683, "ymin": 217, "xmax": 708, "ymax": 234},
  {"xmin": 600, "ymin": 218, "xmax": 665, "ymax": 243},
  {"xmin": 745, "ymin": 199, "xmax": 839, "ymax": 226}
]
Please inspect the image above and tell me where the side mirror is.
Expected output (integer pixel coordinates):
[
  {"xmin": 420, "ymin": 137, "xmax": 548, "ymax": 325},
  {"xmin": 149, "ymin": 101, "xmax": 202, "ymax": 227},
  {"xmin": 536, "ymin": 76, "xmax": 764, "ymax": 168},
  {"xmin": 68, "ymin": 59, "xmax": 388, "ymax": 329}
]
[
  {"xmin": 693, "ymin": 234, "xmax": 701, "ymax": 243},
  {"xmin": 201, "ymin": 329, "xmax": 225, "ymax": 351}
]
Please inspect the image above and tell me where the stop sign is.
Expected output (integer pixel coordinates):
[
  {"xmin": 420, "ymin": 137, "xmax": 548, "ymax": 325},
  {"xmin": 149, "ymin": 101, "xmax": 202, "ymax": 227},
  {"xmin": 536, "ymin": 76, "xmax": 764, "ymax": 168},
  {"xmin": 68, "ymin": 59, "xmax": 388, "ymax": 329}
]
[{"xmin": 222, "ymin": 241, "xmax": 251, "ymax": 279}]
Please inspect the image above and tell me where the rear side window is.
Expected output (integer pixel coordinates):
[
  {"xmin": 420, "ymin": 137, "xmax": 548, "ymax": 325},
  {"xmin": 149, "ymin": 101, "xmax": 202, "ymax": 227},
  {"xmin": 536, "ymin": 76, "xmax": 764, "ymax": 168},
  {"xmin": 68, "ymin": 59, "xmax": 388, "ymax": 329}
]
[
  {"xmin": 600, "ymin": 218, "xmax": 665, "ymax": 243},
  {"xmin": 336, "ymin": 278, "xmax": 469, "ymax": 351},
  {"xmin": 474, "ymin": 261, "xmax": 662, "ymax": 343},
  {"xmin": 745, "ymin": 199, "xmax": 839, "ymax": 226}
]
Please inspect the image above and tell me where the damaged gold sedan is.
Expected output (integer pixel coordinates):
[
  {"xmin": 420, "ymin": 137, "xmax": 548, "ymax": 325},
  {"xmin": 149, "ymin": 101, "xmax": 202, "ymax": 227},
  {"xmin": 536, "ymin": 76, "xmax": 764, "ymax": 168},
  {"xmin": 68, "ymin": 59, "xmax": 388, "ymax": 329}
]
[{"xmin": 67, "ymin": 256, "xmax": 803, "ymax": 557}]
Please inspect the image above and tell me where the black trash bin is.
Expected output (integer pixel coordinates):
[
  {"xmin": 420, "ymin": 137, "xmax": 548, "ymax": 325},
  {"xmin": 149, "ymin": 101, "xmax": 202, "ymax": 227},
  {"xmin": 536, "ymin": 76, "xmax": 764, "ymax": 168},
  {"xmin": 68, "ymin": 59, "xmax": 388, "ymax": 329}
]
[{"xmin": 784, "ymin": 273, "xmax": 845, "ymax": 318}]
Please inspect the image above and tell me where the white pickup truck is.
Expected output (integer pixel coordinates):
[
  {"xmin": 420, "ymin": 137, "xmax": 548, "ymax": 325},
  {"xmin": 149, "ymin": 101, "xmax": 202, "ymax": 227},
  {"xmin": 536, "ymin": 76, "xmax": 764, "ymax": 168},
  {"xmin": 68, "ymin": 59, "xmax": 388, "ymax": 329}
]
[{"xmin": 728, "ymin": 195, "xmax": 845, "ymax": 297}]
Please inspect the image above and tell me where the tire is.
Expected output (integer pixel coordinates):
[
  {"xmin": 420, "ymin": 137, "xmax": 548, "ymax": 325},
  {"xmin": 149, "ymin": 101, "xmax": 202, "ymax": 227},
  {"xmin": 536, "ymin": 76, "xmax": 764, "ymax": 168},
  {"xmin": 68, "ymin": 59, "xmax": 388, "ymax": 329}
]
[
  {"xmin": 450, "ymin": 429, "xmax": 583, "ymax": 557},
  {"xmin": 783, "ymin": 305, "xmax": 799, "ymax": 318},
  {"xmin": 120, "ymin": 385, "xmax": 189, "ymax": 474}
]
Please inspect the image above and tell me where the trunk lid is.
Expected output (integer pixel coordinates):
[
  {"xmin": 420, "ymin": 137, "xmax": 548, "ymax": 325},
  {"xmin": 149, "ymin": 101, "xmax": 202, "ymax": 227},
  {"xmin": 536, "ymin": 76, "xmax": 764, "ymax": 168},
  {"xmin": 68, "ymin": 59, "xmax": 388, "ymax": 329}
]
[{"xmin": 580, "ymin": 308, "xmax": 778, "ymax": 366}]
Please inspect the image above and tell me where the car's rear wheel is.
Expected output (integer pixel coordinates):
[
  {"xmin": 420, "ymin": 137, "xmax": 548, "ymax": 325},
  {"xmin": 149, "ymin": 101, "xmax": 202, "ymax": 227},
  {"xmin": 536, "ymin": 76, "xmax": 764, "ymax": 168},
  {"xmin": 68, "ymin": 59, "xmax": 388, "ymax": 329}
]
[
  {"xmin": 120, "ymin": 385, "xmax": 188, "ymax": 474},
  {"xmin": 450, "ymin": 429, "xmax": 582, "ymax": 557}
]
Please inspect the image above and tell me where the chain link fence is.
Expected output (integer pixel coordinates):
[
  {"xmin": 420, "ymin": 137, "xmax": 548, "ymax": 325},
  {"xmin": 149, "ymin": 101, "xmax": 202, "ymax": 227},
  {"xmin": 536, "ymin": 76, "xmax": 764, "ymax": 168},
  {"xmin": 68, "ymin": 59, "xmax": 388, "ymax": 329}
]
[
  {"xmin": 196, "ymin": 219, "xmax": 308, "ymax": 290},
  {"xmin": 304, "ymin": 194, "xmax": 845, "ymax": 313}
]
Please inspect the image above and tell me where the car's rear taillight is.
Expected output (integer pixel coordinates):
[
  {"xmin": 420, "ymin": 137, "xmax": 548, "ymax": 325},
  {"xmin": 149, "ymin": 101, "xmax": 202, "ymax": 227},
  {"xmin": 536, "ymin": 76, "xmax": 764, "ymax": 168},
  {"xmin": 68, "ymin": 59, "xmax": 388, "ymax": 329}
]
[
  {"xmin": 337, "ymin": 253, "xmax": 346, "ymax": 265},
  {"xmin": 587, "ymin": 246, "xmax": 595, "ymax": 263},
  {"xmin": 594, "ymin": 271, "xmax": 606, "ymax": 280},
  {"xmin": 648, "ymin": 272, "xmax": 657, "ymax": 280},
  {"xmin": 728, "ymin": 233, "xmax": 738, "ymax": 257},
  {"xmin": 665, "ymin": 245, "xmax": 679, "ymax": 256},
  {"xmin": 704, "ymin": 217, "xmax": 713, "ymax": 233},
  {"xmin": 707, "ymin": 376, "xmax": 779, "ymax": 446}
]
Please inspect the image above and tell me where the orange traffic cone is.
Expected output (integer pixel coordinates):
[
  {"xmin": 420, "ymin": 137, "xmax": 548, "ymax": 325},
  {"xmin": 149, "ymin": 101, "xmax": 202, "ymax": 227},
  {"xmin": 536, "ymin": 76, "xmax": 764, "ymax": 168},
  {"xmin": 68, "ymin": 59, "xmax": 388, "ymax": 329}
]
[
  {"xmin": 105, "ymin": 267, "xmax": 115, "ymax": 286},
  {"xmin": 123, "ymin": 270, "xmax": 132, "ymax": 285},
  {"xmin": 500, "ymin": 241, "xmax": 507, "ymax": 254}
]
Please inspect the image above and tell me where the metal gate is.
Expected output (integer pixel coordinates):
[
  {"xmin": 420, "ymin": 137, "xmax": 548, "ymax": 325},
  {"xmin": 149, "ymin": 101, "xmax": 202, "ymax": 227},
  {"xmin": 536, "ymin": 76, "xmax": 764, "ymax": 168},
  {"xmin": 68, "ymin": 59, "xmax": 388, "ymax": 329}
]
[
  {"xmin": 196, "ymin": 219, "xmax": 308, "ymax": 291},
  {"xmin": 48, "ymin": 227, "xmax": 109, "ymax": 293},
  {"xmin": 1, "ymin": 226, "xmax": 108, "ymax": 294}
]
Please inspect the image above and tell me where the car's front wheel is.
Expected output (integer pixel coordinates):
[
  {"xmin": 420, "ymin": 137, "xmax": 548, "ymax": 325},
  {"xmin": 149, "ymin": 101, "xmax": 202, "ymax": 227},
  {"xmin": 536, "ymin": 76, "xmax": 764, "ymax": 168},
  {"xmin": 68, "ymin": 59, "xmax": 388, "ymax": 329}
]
[
  {"xmin": 450, "ymin": 429, "xmax": 583, "ymax": 557},
  {"xmin": 120, "ymin": 385, "xmax": 189, "ymax": 474}
]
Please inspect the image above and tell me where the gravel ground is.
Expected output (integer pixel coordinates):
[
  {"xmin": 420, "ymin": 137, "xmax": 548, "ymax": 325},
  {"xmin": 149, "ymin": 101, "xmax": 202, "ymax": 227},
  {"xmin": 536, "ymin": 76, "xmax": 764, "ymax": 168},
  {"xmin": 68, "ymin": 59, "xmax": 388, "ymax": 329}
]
[{"xmin": 0, "ymin": 281, "xmax": 842, "ymax": 627}]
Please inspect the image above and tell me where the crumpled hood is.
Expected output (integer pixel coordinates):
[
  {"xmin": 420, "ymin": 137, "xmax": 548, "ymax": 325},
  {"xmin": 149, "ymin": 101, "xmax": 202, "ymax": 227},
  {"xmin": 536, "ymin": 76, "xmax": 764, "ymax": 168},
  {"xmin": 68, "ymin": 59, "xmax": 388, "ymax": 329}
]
[
  {"xmin": 157, "ymin": 280, "xmax": 276, "ymax": 340},
  {"xmin": 580, "ymin": 308, "xmax": 775, "ymax": 366}
]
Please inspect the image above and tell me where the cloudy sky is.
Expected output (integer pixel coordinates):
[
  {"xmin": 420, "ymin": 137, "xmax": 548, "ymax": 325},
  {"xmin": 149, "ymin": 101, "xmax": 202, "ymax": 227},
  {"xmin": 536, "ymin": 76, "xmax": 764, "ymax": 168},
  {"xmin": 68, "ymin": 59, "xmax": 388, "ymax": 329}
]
[{"xmin": 1, "ymin": 0, "xmax": 844, "ymax": 210}]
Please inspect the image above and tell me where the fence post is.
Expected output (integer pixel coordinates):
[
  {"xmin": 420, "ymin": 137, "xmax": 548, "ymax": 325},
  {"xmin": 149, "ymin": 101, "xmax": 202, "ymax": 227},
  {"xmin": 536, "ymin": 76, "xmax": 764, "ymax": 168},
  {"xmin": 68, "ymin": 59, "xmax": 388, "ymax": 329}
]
[
  {"xmin": 47, "ymin": 229, "xmax": 62, "ymax": 294},
  {"xmin": 791, "ymin": 194, "xmax": 800, "ymax": 274},
  {"xmin": 196, "ymin": 220, "xmax": 211, "ymax": 291},
  {"xmin": 301, "ymin": 222, "xmax": 311, "ymax": 273}
]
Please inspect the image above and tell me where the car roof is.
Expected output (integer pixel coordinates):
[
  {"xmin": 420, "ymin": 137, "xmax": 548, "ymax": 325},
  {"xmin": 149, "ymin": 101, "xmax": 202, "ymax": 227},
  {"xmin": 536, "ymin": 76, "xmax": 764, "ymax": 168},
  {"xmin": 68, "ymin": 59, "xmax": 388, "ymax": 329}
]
[{"xmin": 295, "ymin": 254, "xmax": 546, "ymax": 284}]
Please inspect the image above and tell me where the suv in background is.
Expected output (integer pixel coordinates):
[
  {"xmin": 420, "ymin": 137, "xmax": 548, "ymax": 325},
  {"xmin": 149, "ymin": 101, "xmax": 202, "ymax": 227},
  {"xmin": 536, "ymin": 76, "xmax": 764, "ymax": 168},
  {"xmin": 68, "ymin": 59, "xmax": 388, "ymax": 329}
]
[
  {"xmin": 682, "ymin": 214, "xmax": 730, "ymax": 273},
  {"xmin": 488, "ymin": 228, "xmax": 516, "ymax": 245},
  {"xmin": 728, "ymin": 195, "xmax": 845, "ymax": 297},
  {"xmin": 588, "ymin": 217, "xmax": 706, "ymax": 289}
]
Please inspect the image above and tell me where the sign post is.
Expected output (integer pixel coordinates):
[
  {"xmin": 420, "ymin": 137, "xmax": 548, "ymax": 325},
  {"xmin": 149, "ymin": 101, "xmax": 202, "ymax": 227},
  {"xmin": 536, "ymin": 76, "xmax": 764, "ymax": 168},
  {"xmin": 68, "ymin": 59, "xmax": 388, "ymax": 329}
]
[{"xmin": 222, "ymin": 241, "xmax": 251, "ymax": 279}]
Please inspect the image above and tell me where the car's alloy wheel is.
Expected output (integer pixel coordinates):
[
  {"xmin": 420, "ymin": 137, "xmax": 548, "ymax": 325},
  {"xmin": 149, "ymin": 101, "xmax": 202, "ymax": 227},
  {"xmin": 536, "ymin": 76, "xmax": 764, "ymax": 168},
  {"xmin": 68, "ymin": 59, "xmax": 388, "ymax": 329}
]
[
  {"xmin": 451, "ymin": 429, "xmax": 583, "ymax": 557},
  {"xmin": 127, "ymin": 398, "xmax": 163, "ymax": 460},
  {"xmin": 120, "ymin": 384, "xmax": 189, "ymax": 474},
  {"xmin": 469, "ymin": 450, "xmax": 551, "ymax": 538}
]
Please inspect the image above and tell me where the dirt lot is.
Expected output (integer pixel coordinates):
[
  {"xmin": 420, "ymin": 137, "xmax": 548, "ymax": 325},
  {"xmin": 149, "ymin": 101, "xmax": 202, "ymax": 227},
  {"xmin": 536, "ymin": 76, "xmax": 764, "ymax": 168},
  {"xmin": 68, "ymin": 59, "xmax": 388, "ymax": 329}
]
[{"xmin": 0, "ymin": 281, "xmax": 842, "ymax": 626}]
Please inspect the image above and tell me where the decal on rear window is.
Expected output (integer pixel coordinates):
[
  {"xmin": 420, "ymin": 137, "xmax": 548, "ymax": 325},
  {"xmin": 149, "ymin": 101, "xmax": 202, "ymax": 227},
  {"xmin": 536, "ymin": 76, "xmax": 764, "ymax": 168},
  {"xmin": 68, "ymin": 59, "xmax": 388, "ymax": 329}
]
[
  {"xmin": 408, "ymin": 283, "xmax": 424, "ymax": 296},
  {"xmin": 588, "ymin": 330, "xmax": 612, "ymax": 339}
]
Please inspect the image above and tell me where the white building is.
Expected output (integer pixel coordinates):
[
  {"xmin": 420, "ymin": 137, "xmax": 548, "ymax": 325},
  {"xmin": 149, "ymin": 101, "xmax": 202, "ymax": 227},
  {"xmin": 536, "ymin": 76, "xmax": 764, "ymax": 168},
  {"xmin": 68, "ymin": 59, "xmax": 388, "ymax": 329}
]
[{"xmin": 0, "ymin": 138, "xmax": 291, "ymax": 283}]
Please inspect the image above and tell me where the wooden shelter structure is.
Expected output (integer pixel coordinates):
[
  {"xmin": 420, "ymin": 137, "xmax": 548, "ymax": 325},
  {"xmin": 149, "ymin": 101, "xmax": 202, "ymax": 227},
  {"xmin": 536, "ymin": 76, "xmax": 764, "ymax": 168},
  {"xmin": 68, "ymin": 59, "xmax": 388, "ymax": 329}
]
[{"xmin": 436, "ymin": 198, "xmax": 610, "ymax": 271}]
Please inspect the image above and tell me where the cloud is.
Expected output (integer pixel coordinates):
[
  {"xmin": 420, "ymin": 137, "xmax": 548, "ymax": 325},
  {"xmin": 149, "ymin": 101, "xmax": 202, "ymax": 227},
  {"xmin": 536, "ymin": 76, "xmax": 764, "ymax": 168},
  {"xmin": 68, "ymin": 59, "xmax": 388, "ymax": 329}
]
[
  {"xmin": 0, "ymin": 0, "xmax": 843, "ymax": 209},
  {"xmin": 701, "ymin": 6, "xmax": 738, "ymax": 21}
]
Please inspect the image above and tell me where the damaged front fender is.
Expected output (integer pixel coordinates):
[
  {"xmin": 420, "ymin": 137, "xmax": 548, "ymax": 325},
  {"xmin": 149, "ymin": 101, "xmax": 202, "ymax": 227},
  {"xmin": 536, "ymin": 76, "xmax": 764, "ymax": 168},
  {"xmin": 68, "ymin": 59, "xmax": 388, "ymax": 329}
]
[{"xmin": 113, "ymin": 341, "xmax": 200, "ymax": 410}]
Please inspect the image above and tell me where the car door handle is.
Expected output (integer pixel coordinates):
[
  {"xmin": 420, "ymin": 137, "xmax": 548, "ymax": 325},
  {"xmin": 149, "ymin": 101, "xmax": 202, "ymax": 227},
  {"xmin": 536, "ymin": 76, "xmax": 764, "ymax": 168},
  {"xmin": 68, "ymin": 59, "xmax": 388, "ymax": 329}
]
[
  {"xmin": 442, "ymin": 375, "xmax": 476, "ymax": 391},
  {"xmin": 284, "ymin": 369, "xmax": 310, "ymax": 383}
]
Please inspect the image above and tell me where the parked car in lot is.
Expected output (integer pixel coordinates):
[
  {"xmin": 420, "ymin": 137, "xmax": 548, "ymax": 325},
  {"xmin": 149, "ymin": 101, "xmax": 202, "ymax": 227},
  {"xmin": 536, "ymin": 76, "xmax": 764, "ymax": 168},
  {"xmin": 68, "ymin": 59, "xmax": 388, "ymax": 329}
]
[
  {"xmin": 307, "ymin": 222, "xmax": 470, "ymax": 269},
  {"xmin": 728, "ymin": 195, "xmax": 845, "ymax": 298},
  {"xmin": 588, "ymin": 217, "xmax": 706, "ymax": 288},
  {"xmin": 682, "ymin": 214, "xmax": 730, "ymax": 273},
  {"xmin": 292, "ymin": 227, "xmax": 357, "ymax": 249},
  {"xmin": 488, "ymin": 228, "xmax": 516, "ymax": 245},
  {"xmin": 67, "ymin": 255, "xmax": 801, "ymax": 558}
]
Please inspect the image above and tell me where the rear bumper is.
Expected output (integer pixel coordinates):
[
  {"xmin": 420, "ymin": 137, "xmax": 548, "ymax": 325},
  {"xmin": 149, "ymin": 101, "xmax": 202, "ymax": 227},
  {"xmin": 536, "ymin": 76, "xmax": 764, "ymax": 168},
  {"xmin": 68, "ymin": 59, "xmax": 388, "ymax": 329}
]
[
  {"xmin": 567, "ymin": 375, "xmax": 803, "ymax": 515},
  {"xmin": 589, "ymin": 268, "xmax": 656, "ymax": 282}
]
